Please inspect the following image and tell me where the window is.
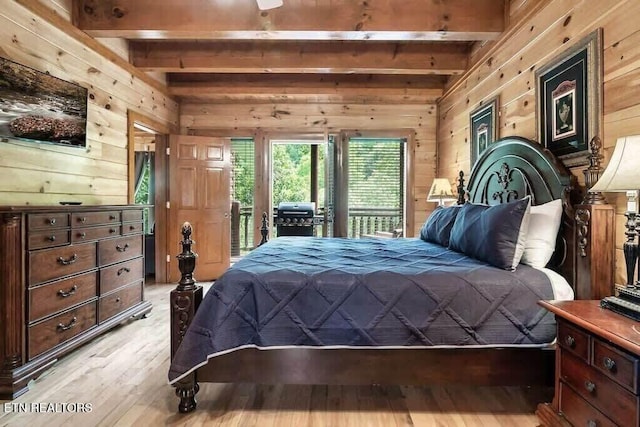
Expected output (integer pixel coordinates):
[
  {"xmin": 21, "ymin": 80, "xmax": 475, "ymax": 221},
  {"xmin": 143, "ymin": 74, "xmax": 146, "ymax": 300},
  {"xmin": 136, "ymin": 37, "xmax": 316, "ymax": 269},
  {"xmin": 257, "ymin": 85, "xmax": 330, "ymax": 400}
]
[
  {"xmin": 348, "ymin": 138, "xmax": 404, "ymax": 238},
  {"xmin": 231, "ymin": 138, "xmax": 255, "ymax": 253}
]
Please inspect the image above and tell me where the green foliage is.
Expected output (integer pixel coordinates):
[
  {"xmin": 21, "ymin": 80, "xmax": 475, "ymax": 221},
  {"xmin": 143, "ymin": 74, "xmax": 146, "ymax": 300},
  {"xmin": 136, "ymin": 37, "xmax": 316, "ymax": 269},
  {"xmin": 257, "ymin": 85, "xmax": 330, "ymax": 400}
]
[
  {"xmin": 231, "ymin": 139, "xmax": 255, "ymax": 206},
  {"xmin": 272, "ymin": 144, "xmax": 311, "ymax": 205},
  {"xmin": 134, "ymin": 162, "xmax": 150, "ymax": 204},
  {"xmin": 348, "ymin": 140, "xmax": 401, "ymax": 208}
]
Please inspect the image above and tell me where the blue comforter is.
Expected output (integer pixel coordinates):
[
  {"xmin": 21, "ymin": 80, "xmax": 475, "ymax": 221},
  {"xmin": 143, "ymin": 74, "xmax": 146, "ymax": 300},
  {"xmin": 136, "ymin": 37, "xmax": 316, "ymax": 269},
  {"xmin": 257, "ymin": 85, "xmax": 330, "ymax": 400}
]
[{"xmin": 169, "ymin": 237, "xmax": 556, "ymax": 383}]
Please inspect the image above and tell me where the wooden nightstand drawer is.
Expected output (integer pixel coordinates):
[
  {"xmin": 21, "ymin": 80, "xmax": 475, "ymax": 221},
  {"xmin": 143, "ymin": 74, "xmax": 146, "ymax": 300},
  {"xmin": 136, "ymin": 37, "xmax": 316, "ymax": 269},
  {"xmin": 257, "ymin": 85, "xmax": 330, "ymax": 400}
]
[
  {"xmin": 28, "ymin": 301, "xmax": 97, "ymax": 360},
  {"xmin": 99, "ymin": 257, "xmax": 143, "ymax": 295},
  {"xmin": 72, "ymin": 225, "xmax": 120, "ymax": 243},
  {"xmin": 593, "ymin": 337, "xmax": 639, "ymax": 393},
  {"xmin": 558, "ymin": 320, "xmax": 590, "ymax": 362},
  {"xmin": 561, "ymin": 351, "xmax": 638, "ymax": 427},
  {"xmin": 71, "ymin": 211, "xmax": 120, "ymax": 227},
  {"xmin": 28, "ymin": 229, "xmax": 70, "ymax": 250},
  {"xmin": 28, "ymin": 243, "xmax": 97, "ymax": 286},
  {"xmin": 98, "ymin": 282, "xmax": 143, "ymax": 323},
  {"xmin": 560, "ymin": 382, "xmax": 617, "ymax": 427},
  {"xmin": 28, "ymin": 271, "xmax": 97, "ymax": 322},
  {"xmin": 28, "ymin": 213, "xmax": 69, "ymax": 230},
  {"xmin": 98, "ymin": 235, "xmax": 143, "ymax": 266}
]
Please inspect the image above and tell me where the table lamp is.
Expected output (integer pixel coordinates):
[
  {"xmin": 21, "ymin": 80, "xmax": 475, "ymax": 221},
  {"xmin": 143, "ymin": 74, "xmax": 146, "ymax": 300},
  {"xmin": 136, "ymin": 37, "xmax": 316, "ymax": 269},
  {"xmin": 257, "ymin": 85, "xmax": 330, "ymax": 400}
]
[
  {"xmin": 427, "ymin": 178, "xmax": 456, "ymax": 207},
  {"xmin": 589, "ymin": 135, "xmax": 640, "ymax": 287}
]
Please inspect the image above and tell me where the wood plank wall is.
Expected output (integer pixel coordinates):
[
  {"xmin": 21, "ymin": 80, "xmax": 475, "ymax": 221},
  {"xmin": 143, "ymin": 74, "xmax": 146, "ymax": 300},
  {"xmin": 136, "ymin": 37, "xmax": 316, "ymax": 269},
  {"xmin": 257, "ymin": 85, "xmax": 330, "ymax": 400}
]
[
  {"xmin": 0, "ymin": 0, "xmax": 178, "ymax": 206},
  {"xmin": 180, "ymin": 102, "xmax": 438, "ymax": 236},
  {"xmin": 437, "ymin": 0, "xmax": 640, "ymax": 284}
]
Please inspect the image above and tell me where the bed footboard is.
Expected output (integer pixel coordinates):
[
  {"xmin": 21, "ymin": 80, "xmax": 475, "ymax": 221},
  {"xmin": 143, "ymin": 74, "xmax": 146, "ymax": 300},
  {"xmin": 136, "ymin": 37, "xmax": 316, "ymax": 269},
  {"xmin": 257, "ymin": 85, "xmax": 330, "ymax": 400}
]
[{"xmin": 170, "ymin": 222, "xmax": 203, "ymax": 413}]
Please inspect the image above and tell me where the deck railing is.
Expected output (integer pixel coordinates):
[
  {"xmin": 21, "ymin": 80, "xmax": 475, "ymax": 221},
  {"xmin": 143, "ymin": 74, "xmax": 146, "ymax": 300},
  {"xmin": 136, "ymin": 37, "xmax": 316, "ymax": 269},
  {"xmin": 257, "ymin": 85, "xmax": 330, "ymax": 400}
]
[
  {"xmin": 231, "ymin": 204, "xmax": 403, "ymax": 255},
  {"xmin": 348, "ymin": 207, "xmax": 402, "ymax": 238}
]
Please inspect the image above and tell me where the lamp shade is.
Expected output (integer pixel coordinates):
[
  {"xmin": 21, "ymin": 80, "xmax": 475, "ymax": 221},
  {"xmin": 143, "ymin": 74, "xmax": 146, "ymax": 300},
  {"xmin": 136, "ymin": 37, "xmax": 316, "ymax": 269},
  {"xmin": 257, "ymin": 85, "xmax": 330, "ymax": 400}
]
[
  {"xmin": 590, "ymin": 135, "xmax": 640, "ymax": 193},
  {"xmin": 427, "ymin": 178, "xmax": 456, "ymax": 204},
  {"xmin": 256, "ymin": 0, "xmax": 283, "ymax": 10}
]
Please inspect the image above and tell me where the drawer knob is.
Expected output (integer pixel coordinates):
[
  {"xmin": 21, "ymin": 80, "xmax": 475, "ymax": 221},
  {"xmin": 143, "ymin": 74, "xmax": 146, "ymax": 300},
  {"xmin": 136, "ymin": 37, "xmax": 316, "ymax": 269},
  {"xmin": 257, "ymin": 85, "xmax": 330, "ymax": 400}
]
[
  {"xmin": 78, "ymin": 232, "xmax": 86, "ymax": 239},
  {"xmin": 117, "ymin": 267, "xmax": 131, "ymax": 276},
  {"xmin": 57, "ymin": 316, "xmax": 77, "ymax": 332},
  {"xmin": 80, "ymin": 217, "xmax": 87, "ymax": 223},
  {"xmin": 565, "ymin": 335, "xmax": 576, "ymax": 348},
  {"xmin": 110, "ymin": 228, "xmax": 117, "ymax": 234},
  {"xmin": 57, "ymin": 254, "xmax": 78, "ymax": 266},
  {"xmin": 109, "ymin": 215, "xmax": 117, "ymax": 220},
  {"xmin": 587, "ymin": 420, "xmax": 597, "ymax": 427},
  {"xmin": 48, "ymin": 235, "xmax": 56, "ymax": 242},
  {"xmin": 603, "ymin": 357, "xmax": 616, "ymax": 371},
  {"xmin": 130, "ymin": 225, "xmax": 135, "ymax": 230},
  {"xmin": 585, "ymin": 380, "xmax": 596, "ymax": 393},
  {"xmin": 115, "ymin": 297, "xmax": 121, "ymax": 303},
  {"xmin": 57, "ymin": 285, "xmax": 78, "ymax": 298},
  {"xmin": 116, "ymin": 243, "xmax": 129, "ymax": 252},
  {"xmin": 49, "ymin": 218, "xmax": 56, "ymax": 225}
]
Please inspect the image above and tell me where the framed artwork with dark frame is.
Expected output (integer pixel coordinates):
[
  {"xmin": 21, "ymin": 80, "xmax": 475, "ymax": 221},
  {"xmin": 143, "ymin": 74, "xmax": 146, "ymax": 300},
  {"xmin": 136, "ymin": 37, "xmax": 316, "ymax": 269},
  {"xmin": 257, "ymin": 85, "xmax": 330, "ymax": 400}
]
[
  {"xmin": 535, "ymin": 28, "xmax": 603, "ymax": 167},
  {"xmin": 470, "ymin": 96, "xmax": 499, "ymax": 166}
]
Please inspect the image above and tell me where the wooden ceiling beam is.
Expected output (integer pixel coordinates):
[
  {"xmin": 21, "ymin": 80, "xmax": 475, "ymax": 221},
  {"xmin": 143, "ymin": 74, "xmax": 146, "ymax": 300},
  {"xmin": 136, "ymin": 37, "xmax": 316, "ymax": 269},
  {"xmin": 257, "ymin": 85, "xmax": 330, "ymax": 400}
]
[
  {"xmin": 73, "ymin": 0, "xmax": 505, "ymax": 41},
  {"xmin": 131, "ymin": 41, "xmax": 469, "ymax": 75},
  {"xmin": 167, "ymin": 73, "xmax": 444, "ymax": 103}
]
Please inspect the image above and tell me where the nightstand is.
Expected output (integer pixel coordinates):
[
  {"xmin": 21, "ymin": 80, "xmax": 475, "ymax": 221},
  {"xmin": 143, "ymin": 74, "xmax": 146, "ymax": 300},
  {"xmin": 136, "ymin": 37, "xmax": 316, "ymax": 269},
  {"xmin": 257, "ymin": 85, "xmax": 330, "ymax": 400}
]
[{"xmin": 536, "ymin": 300, "xmax": 640, "ymax": 427}]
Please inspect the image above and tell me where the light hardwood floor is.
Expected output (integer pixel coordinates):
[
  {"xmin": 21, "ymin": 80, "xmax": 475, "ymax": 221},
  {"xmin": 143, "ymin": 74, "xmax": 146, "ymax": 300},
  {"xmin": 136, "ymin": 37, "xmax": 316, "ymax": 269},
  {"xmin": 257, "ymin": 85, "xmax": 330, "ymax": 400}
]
[{"xmin": 0, "ymin": 282, "xmax": 552, "ymax": 426}]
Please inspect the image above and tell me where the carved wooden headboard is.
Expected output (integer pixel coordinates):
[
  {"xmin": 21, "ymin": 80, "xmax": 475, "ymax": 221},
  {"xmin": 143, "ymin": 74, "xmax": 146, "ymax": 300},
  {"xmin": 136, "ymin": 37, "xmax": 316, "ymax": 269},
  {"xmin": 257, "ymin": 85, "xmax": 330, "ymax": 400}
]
[{"xmin": 463, "ymin": 136, "xmax": 579, "ymax": 292}]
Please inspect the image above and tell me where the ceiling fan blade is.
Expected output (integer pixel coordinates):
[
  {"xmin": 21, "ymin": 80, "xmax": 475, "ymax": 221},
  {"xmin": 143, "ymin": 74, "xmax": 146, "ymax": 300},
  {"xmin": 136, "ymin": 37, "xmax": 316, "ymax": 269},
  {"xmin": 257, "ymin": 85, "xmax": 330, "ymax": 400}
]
[{"xmin": 256, "ymin": 0, "xmax": 283, "ymax": 10}]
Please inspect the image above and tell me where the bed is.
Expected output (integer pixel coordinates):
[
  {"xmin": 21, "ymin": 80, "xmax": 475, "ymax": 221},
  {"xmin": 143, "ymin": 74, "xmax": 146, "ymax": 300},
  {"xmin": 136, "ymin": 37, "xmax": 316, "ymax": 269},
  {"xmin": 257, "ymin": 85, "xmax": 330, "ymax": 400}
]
[{"xmin": 168, "ymin": 136, "xmax": 583, "ymax": 413}]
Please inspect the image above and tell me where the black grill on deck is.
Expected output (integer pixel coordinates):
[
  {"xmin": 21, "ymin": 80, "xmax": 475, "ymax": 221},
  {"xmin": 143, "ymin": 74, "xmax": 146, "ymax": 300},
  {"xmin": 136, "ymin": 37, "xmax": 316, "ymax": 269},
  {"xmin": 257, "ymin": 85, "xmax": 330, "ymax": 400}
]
[{"xmin": 276, "ymin": 202, "xmax": 318, "ymax": 237}]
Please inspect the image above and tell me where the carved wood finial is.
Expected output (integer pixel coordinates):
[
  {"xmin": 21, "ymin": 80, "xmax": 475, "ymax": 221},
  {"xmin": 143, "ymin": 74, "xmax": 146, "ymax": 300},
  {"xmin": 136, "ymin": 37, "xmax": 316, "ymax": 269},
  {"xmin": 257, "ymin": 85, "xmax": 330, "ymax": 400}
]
[
  {"xmin": 176, "ymin": 221, "xmax": 197, "ymax": 292},
  {"xmin": 259, "ymin": 212, "xmax": 269, "ymax": 246},
  {"xmin": 456, "ymin": 171, "xmax": 466, "ymax": 205},
  {"xmin": 582, "ymin": 136, "xmax": 607, "ymax": 204}
]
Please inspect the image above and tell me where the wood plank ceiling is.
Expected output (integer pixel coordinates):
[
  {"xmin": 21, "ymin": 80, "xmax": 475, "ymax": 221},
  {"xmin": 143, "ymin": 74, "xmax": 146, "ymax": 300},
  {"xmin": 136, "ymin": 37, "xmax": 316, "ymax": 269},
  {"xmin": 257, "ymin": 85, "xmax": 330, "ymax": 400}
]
[{"xmin": 72, "ymin": 0, "xmax": 507, "ymax": 104}]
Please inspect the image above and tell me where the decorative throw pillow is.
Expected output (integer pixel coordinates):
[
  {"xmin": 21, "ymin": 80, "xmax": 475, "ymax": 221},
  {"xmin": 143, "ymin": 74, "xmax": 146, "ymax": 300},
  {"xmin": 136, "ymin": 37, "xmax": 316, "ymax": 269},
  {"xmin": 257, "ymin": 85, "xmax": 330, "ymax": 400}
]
[
  {"xmin": 520, "ymin": 199, "xmax": 563, "ymax": 269},
  {"xmin": 419, "ymin": 205, "xmax": 461, "ymax": 247},
  {"xmin": 448, "ymin": 196, "xmax": 532, "ymax": 271}
]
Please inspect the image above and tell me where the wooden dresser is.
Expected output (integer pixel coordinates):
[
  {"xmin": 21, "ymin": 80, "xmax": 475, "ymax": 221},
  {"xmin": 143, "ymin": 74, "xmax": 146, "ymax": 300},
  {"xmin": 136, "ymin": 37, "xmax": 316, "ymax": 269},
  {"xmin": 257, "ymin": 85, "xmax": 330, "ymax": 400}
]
[
  {"xmin": 0, "ymin": 205, "xmax": 152, "ymax": 399},
  {"xmin": 537, "ymin": 300, "xmax": 640, "ymax": 427}
]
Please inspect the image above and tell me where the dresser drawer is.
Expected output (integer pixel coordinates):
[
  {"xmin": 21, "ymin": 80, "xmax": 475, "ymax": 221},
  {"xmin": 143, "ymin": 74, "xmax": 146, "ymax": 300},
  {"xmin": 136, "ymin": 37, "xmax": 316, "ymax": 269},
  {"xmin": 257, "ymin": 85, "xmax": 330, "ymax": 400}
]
[
  {"xmin": 99, "ymin": 257, "xmax": 143, "ymax": 295},
  {"xmin": 72, "ymin": 225, "xmax": 120, "ymax": 243},
  {"xmin": 28, "ymin": 229, "xmax": 70, "ymax": 250},
  {"xmin": 558, "ymin": 320, "xmax": 590, "ymax": 363},
  {"xmin": 561, "ymin": 351, "xmax": 638, "ymax": 427},
  {"xmin": 559, "ymin": 382, "xmax": 617, "ymax": 427},
  {"xmin": 28, "ymin": 213, "xmax": 69, "ymax": 230},
  {"xmin": 98, "ymin": 281, "xmax": 143, "ymax": 323},
  {"xmin": 71, "ymin": 211, "xmax": 120, "ymax": 227},
  {"xmin": 28, "ymin": 302, "xmax": 97, "ymax": 359},
  {"xmin": 122, "ymin": 209, "xmax": 143, "ymax": 222},
  {"xmin": 28, "ymin": 272, "xmax": 97, "ymax": 322},
  {"xmin": 98, "ymin": 235, "xmax": 143, "ymax": 266},
  {"xmin": 28, "ymin": 243, "xmax": 97, "ymax": 286},
  {"xmin": 592, "ymin": 337, "xmax": 639, "ymax": 393},
  {"xmin": 122, "ymin": 221, "xmax": 143, "ymax": 235}
]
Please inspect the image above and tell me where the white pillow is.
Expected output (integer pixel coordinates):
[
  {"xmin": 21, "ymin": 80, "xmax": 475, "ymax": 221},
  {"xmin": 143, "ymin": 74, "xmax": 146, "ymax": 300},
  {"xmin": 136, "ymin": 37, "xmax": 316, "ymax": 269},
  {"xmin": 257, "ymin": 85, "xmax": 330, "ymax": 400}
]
[{"xmin": 520, "ymin": 199, "xmax": 563, "ymax": 268}]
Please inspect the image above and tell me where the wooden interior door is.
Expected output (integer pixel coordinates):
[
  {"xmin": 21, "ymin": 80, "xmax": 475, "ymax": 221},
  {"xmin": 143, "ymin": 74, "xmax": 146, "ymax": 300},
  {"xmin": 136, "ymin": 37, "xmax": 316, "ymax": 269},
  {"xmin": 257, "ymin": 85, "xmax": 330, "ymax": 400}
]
[{"xmin": 168, "ymin": 135, "xmax": 231, "ymax": 282}]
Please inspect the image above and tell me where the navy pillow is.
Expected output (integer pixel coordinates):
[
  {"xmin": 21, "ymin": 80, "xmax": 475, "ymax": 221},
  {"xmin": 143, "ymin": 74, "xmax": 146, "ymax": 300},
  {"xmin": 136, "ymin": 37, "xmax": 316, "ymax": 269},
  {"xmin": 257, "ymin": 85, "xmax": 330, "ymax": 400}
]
[
  {"xmin": 448, "ymin": 196, "xmax": 531, "ymax": 271},
  {"xmin": 419, "ymin": 205, "xmax": 461, "ymax": 247}
]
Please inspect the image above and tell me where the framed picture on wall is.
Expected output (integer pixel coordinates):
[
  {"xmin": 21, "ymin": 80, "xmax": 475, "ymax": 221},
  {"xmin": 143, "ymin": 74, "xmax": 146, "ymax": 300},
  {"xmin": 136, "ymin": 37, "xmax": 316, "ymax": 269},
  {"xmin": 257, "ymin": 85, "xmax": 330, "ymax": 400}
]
[
  {"xmin": 470, "ymin": 96, "xmax": 499, "ymax": 166},
  {"xmin": 535, "ymin": 28, "xmax": 602, "ymax": 167}
]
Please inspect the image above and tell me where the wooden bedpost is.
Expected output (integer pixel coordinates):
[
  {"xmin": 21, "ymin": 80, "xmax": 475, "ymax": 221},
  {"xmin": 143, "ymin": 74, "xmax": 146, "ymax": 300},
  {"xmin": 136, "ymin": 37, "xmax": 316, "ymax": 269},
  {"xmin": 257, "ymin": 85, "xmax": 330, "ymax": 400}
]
[
  {"xmin": 170, "ymin": 222, "xmax": 203, "ymax": 413},
  {"xmin": 258, "ymin": 211, "xmax": 269, "ymax": 246},
  {"xmin": 456, "ymin": 171, "xmax": 466, "ymax": 205}
]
